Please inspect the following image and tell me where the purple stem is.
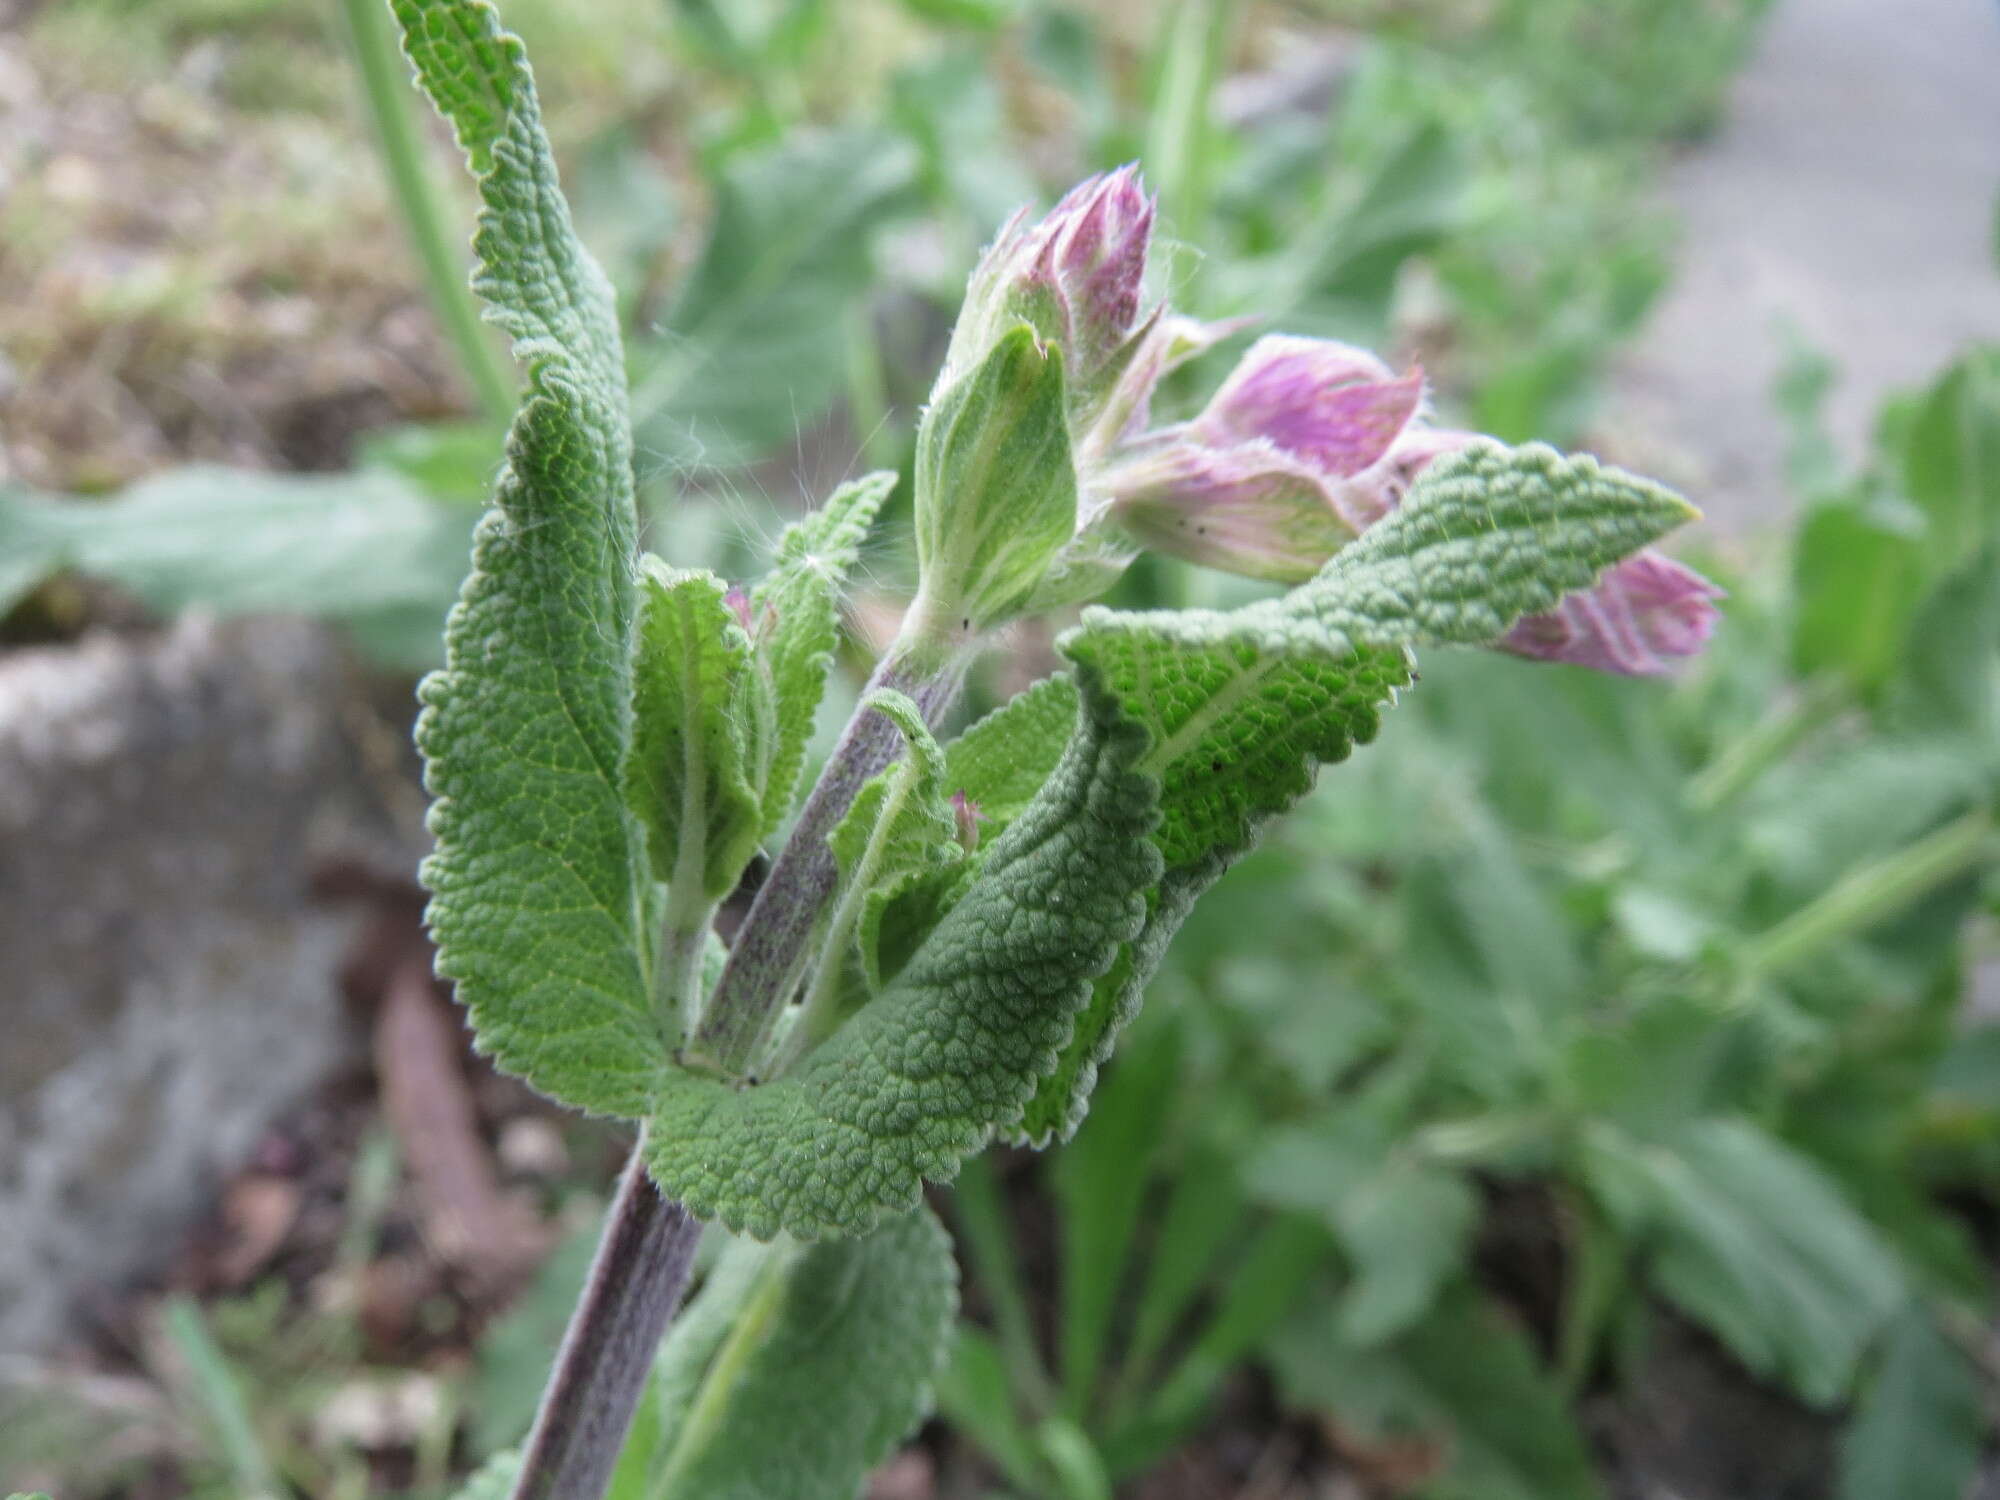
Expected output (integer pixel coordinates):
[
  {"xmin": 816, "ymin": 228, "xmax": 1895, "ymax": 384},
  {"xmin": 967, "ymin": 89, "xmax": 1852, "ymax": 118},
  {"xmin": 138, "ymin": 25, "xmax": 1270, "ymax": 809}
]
[
  {"xmin": 686, "ymin": 645, "xmax": 964, "ymax": 1077},
  {"xmin": 508, "ymin": 1142, "xmax": 702, "ymax": 1500},
  {"xmin": 508, "ymin": 636, "xmax": 965, "ymax": 1500}
]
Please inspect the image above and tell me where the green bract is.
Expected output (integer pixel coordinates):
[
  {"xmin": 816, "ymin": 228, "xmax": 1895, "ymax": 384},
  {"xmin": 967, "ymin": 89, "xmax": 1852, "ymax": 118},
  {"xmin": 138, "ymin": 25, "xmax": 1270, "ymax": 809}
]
[{"xmin": 912, "ymin": 324, "xmax": 1079, "ymax": 632}]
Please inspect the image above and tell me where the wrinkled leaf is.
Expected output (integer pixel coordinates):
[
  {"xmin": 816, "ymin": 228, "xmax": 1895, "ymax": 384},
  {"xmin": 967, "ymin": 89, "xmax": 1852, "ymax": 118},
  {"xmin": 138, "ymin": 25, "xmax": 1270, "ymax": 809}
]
[{"xmin": 401, "ymin": 0, "xmax": 663, "ymax": 1116}]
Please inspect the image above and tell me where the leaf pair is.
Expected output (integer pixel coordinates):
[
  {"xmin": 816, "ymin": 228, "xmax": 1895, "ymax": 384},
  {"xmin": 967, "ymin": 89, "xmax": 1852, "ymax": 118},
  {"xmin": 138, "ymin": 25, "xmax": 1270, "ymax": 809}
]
[{"xmin": 626, "ymin": 475, "xmax": 892, "ymax": 910}]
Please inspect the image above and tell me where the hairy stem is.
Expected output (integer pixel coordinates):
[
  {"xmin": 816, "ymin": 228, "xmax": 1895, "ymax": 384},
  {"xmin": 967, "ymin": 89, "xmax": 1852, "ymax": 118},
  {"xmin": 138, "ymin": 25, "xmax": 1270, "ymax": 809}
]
[
  {"xmin": 508, "ymin": 1142, "xmax": 704, "ymax": 1500},
  {"xmin": 685, "ymin": 630, "xmax": 966, "ymax": 1077},
  {"xmin": 1685, "ymin": 676, "xmax": 1845, "ymax": 813},
  {"xmin": 512, "ymin": 613, "xmax": 967, "ymax": 1500},
  {"xmin": 339, "ymin": 0, "xmax": 516, "ymax": 429}
]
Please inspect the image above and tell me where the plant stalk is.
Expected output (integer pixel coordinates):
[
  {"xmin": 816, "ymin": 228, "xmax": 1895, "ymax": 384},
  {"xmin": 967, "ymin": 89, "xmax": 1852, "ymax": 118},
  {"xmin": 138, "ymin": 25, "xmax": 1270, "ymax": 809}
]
[
  {"xmin": 1684, "ymin": 676, "xmax": 1845, "ymax": 813},
  {"xmin": 340, "ymin": 0, "xmax": 517, "ymax": 429},
  {"xmin": 511, "ymin": 610, "xmax": 968, "ymax": 1500},
  {"xmin": 685, "ymin": 626, "xmax": 966, "ymax": 1077},
  {"xmin": 1739, "ymin": 807, "xmax": 1995, "ymax": 980},
  {"xmin": 508, "ymin": 1141, "xmax": 704, "ymax": 1500}
]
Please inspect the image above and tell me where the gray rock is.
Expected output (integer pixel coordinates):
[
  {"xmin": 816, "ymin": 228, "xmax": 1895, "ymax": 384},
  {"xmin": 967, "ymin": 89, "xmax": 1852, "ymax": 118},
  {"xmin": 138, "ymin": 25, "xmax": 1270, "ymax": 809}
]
[
  {"xmin": 0, "ymin": 614, "xmax": 421, "ymax": 1354},
  {"xmin": 1608, "ymin": 0, "xmax": 2000, "ymax": 533}
]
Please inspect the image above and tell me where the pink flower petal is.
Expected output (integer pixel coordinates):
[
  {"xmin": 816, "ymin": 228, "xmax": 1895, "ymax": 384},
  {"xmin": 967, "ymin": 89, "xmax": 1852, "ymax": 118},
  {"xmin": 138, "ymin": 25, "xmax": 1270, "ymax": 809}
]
[
  {"xmin": 1106, "ymin": 439, "xmax": 1359, "ymax": 583},
  {"xmin": 1498, "ymin": 551, "xmax": 1725, "ymax": 676},
  {"xmin": 1196, "ymin": 335, "xmax": 1425, "ymax": 478}
]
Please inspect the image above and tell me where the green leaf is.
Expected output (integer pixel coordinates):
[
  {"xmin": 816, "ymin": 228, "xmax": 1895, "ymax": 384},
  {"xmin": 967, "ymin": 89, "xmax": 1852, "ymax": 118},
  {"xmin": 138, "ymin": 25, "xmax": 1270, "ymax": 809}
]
[
  {"xmin": 1792, "ymin": 498, "xmax": 1928, "ymax": 691},
  {"xmin": 400, "ymin": 0, "xmax": 663, "ymax": 1118},
  {"xmin": 1582, "ymin": 1119, "xmax": 1904, "ymax": 1406},
  {"xmin": 1837, "ymin": 1308, "xmax": 1985, "ymax": 1500},
  {"xmin": 1108, "ymin": 1215, "xmax": 1326, "ymax": 1476},
  {"xmin": 914, "ymin": 323, "xmax": 1079, "ymax": 628},
  {"xmin": 1267, "ymin": 1287, "xmax": 1603, "ymax": 1500},
  {"xmin": 649, "ymin": 439, "xmax": 1693, "ymax": 1234},
  {"xmin": 1902, "ymin": 347, "xmax": 2000, "ymax": 572},
  {"xmin": 934, "ymin": 1325, "xmax": 1045, "ymax": 1494},
  {"xmin": 0, "ymin": 469, "xmax": 471, "ymax": 669},
  {"xmin": 943, "ymin": 673, "xmax": 1080, "ymax": 830},
  {"xmin": 1052, "ymin": 1018, "xmax": 1183, "ymax": 1416},
  {"xmin": 630, "ymin": 130, "xmax": 918, "ymax": 469},
  {"xmin": 645, "ymin": 1208, "xmax": 957, "ymax": 1500},
  {"xmin": 627, "ymin": 562, "xmax": 762, "ymax": 900},
  {"xmin": 748, "ymin": 471, "xmax": 896, "ymax": 837},
  {"xmin": 1020, "ymin": 439, "xmax": 1697, "ymax": 1141},
  {"xmin": 1883, "ymin": 546, "xmax": 2000, "ymax": 737},
  {"xmin": 826, "ymin": 689, "xmax": 967, "ymax": 993},
  {"xmin": 1242, "ymin": 1114, "xmax": 1477, "ymax": 1346},
  {"xmin": 646, "ymin": 687, "xmax": 1161, "ymax": 1237}
]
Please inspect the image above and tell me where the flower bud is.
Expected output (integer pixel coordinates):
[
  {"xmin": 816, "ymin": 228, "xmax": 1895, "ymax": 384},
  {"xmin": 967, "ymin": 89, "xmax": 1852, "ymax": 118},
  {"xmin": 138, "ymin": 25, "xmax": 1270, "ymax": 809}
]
[
  {"xmin": 912, "ymin": 324, "xmax": 1077, "ymax": 633},
  {"xmin": 942, "ymin": 165, "xmax": 1154, "ymax": 408},
  {"xmin": 951, "ymin": 790, "xmax": 984, "ymax": 855}
]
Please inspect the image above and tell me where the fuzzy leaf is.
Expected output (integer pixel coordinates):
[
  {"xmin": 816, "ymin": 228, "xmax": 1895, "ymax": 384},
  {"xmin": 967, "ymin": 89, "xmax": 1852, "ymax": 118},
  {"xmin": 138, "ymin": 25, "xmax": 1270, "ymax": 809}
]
[
  {"xmin": 943, "ymin": 673, "xmax": 1080, "ymax": 829},
  {"xmin": 644, "ymin": 1208, "xmax": 958, "ymax": 1499},
  {"xmin": 748, "ymin": 471, "xmax": 896, "ymax": 837},
  {"xmin": 1020, "ymin": 439, "xmax": 1697, "ymax": 1139},
  {"xmin": 646, "ymin": 691, "xmax": 1160, "ymax": 1237},
  {"xmin": 627, "ymin": 562, "xmax": 762, "ymax": 900},
  {"xmin": 1583, "ymin": 1119, "xmax": 1905, "ymax": 1406},
  {"xmin": 827, "ymin": 690, "xmax": 966, "ymax": 992},
  {"xmin": 647, "ymin": 439, "xmax": 1694, "ymax": 1230},
  {"xmin": 401, "ymin": 0, "xmax": 663, "ymax": 1117}
]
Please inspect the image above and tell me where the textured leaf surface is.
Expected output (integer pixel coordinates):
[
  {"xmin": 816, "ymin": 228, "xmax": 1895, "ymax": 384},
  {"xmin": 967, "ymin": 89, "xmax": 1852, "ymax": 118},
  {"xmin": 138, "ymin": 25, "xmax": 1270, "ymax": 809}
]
[
  {"xmin": 1021, "ymin": 439, "xmax": 1696, "ymax": 1139},
  {"xmin": 627, "ymin": 562, "xmax": 761, "ymax": 899},
  {"xmin": 647, "ymin": 695, "xmax": 1160, "ymax": 1237},
  {"xmin": 944, "ymin": 673, "xmax": 1081, "ymax": 828},
  {"xmin": 401, "ymin": 0, "xmax": 662, "ymax": 1117},
  {"xmin": 646, "ymin": 439, "xmax": 1694, "ymax": 1229},
  {"xmin": 646, "ymin": 1208, "xmax": 957, "ymax": 1499},
  {"xmin": 748, "ymin": 472, "xmax": 896, "ymax": 836}
]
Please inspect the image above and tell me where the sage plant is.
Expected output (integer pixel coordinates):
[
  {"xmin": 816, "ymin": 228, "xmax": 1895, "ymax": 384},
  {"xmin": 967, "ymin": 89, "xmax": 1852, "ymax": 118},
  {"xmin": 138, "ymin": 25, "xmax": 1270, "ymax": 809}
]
[{"xmin": 393, "ymin": 3, "xmax": 1717, "ymax": 1496}]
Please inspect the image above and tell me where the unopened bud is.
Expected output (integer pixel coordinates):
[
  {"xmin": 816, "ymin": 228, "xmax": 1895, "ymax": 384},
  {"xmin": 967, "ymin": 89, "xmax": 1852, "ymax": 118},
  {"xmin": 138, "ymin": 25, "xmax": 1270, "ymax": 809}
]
[{"xmin": 951, "ymin": 791, "xmax": 983, "ymax": 855}]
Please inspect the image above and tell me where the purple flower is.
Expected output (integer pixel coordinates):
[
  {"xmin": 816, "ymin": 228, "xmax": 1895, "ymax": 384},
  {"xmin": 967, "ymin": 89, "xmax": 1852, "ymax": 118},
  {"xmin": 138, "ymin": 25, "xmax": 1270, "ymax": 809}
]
[
  {"xmin": 1496, "ymin": 551, "xmax": 1724, "ymax": 676},
  {"xmin": 1101, "ymin": 333, "xmax": 1722, "ymax": 675},
  {"xmin": 1103, "ymin": 335, "xmax": 1434, "ymax": 579}
]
